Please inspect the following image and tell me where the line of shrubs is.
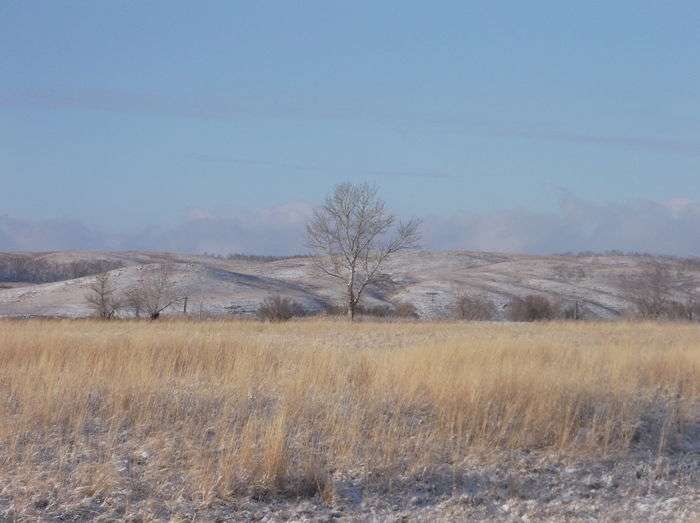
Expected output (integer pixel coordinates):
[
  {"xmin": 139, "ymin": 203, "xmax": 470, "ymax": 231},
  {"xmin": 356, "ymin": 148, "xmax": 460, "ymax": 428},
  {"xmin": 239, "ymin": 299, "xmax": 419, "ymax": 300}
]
[
  {"xmin": 256, "ymin": 292, "xmax": 699, "ymax": 323},
  {"xmin": 203, "ymin": 252, "xmax": 308, "ymax": 262},
  {"xmin": 257, "ymin": 294, "xmax": 591, "ymax": 323},
  {"xmin": 256, "ymin": 293, "xmax": 575, "ymax": 323},
  {"xmin": 256, "ymin": 295, "xmax": 419, "ymax": 322},
  {"xmin": 454, "ymin": 294, "xmax": 587, "ymax": 321}
]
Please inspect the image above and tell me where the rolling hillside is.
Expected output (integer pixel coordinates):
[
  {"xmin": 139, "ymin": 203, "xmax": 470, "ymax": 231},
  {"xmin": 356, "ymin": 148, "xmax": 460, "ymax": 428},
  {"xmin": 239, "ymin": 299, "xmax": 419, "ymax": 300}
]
[{"xmin": 0, "ymin": 250, "xmax": 698, "ymax": 319}]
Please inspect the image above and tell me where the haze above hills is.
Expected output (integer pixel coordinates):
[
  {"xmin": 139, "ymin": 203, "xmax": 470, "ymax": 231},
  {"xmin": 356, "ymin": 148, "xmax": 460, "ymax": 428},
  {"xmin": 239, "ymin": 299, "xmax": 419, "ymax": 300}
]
[{"xmin": 2, "ymin": 192, "xmax": 700, "ymax": 257}]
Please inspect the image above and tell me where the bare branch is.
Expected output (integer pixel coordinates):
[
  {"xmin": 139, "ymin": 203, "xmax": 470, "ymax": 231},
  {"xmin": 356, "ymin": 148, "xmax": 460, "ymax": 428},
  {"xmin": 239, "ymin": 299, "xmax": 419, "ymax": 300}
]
[
  {"xmin": 305, "ymin": 182, "xmax": 421, "ymax": 320},
  {"xmin": 129, "ymin": 264, "xmax": 183, "ymax": 320},
  {"xmin": 85, "ymin": 267, "xmax": 121, "ymax": 319},
  {"xmin": 618, "ymin": 260, "xmax": 698, "ymax": 320}
]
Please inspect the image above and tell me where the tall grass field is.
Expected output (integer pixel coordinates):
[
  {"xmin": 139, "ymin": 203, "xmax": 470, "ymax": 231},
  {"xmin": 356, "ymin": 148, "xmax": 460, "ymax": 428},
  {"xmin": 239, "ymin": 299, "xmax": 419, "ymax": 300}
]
[{"xmin": 0, "ymin": 319, "xmax": 697, "ymax": 519}]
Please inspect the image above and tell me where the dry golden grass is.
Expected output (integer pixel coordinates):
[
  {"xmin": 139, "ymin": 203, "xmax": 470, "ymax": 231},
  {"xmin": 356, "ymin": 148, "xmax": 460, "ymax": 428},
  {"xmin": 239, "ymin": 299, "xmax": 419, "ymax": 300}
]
[{"xmin": 0, "ymin": 319, "xmax": 697, "ymax": 504}]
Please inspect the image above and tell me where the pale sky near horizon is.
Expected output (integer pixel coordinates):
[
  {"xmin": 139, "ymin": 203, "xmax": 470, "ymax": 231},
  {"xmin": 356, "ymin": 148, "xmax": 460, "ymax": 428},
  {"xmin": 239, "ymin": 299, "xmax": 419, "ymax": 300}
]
[{"xmin": 1, "ymin": 2, "xmax": 699, "ymax": 254}]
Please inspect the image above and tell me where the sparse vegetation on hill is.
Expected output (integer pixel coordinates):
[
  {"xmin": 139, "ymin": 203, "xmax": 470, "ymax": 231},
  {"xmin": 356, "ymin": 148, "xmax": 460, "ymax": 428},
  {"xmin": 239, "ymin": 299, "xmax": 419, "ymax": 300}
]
[
  {"xmin": 204, "ymin": 252, "xmax": 309, "ymax": 262},
  {"xmin": 1, "ymin": 249, "xmax": 699, "ymax": 321},
  {"xmin": 618, "ymin": 260, "xmax": 698, "ymax": 320},
  {"xmin": 0, "ymin": 253, "xmax": 123, "ymax": 283}
]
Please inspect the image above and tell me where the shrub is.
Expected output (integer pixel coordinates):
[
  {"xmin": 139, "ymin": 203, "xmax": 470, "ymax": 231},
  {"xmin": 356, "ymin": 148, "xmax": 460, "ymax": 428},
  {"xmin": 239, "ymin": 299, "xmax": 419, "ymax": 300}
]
[
  {"xmin": 507, "ymin": 295, "xmax": 555, "ymax": 322},
  {"xmin": 560, "ymin": 301, "xmax": 586, "ymax": 320},
  {"xmin": 322, "ymin": 303, "xmax": 347, "ymax": 317},
  {"xmin": 257, "ymin": 295, "xmax": 306, "ymax": 322},
  {"xmin": 393, "ymin": 302, "xmax": 419, "ymax": 319},
  {"xmin": 664, "ymin": 300, "xmax": 700, "ymax": 322},
  {"xmin": 323, "ymin": 301, "xmax": 419, "ymax": 319},
  {"xmin": 358, "ymin": 305, "xmax": 392, "ymax": 318},
  {"xmin": 454, "ymin": 295, "xmax": 497, "ymax": 321}
]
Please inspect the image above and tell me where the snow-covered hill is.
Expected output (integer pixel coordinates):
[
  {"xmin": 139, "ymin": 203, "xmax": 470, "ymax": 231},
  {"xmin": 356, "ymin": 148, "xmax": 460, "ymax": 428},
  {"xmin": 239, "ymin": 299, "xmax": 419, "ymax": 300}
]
[{"xmin": 1, "ymin": 250, "xmax": 698, "ymax": 319}]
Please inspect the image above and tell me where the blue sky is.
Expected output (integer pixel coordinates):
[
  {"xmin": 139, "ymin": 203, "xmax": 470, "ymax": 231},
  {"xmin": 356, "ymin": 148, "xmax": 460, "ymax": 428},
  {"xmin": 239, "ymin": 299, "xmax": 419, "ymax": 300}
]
[{"xmin": 1, "ymin": 2, "xmax": 699, "ymax": 254}]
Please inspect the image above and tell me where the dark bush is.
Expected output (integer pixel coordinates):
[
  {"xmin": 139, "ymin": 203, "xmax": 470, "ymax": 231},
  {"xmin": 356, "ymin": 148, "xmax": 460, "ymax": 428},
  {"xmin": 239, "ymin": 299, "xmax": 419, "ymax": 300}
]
[
  {"xmin": 454, "ymin": 295, "xmax": 497, "ymax": 321},
  {"xmin": 393, "ymin": 302, "xmax": 419, "ymax": 319},
  {"xmin": 665, "ymin": 300, "xmax": 700, "ymax": 321},
  {"xmin": 257, "ymin": 295, "xmax": 306, "ymax": 322},
  {"xmin": 507, "ymin": 295, "xmax": 555, "ymax": 322},
  {"xmin": 323, "ymin": 303, "xmax": 347, "ymax": 317},
  {"xmin": 358, "ymin": 304, "xmax": 392, "ymax": 318},
  {"xmin": 323, "ymin": 301, "xmax": 419, "ymax": 319}
]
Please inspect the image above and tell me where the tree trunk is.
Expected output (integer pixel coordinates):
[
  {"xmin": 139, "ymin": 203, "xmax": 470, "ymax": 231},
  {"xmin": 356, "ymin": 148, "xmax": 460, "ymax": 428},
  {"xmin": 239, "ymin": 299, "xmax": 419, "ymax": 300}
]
[{"xmin": 347, "ymin": 272, "xmax": 356, "ymax": 322}]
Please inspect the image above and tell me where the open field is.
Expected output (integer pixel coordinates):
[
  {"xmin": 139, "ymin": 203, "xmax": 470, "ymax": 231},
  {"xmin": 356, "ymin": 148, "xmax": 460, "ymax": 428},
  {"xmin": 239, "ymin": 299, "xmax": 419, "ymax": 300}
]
[{"xmin": 0, "ymin": 319, "xmax": 698, "ymax": 521}]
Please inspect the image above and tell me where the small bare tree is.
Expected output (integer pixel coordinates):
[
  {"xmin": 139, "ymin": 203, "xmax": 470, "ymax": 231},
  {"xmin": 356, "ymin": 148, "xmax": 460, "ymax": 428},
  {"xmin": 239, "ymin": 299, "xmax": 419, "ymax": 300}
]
[
  {"xmin": 618, "ymin": 260, "xmax": 696, "ymax": 319},
  {"xmin": 124, "ymin": 287, "xmax": 145, "ymax": 318},
  {"xmin": 306, "ymin": 182, "xmax": 420, "ymax": 320},
  {"xmin": 85, "ymin": 270, "xmax": 120, "ymax": 319},
  {"xmin": 135, "ymin": 265, "xmax": 182, "ymax": 320},
  {"xmin": 674, "ymin": 269, "xmax": 699, "ymax": 321},
  {"xmin": 620, "ymin": 261, "xmax": 673, "ymax": 318}
]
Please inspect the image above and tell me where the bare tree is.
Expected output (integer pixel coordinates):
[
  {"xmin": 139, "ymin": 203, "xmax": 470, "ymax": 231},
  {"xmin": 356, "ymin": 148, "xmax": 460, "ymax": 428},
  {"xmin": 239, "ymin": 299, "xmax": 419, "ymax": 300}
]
[
  {"xmin": 620, "ymin": 261, "xmax": 672, "ymax": 318},
  {"xmin": 135, "ymin": 265, "xmax": 182, "ymax": 320},
  {"xmin": 85, "ymin": 270, "xmax": 120, "ymax": 319},
  {"xmin": 5, "ymin": 255, "xmax": 29, "ymax": 282},
  {"xmin": 306, "ymin": 182, "xmax": 421, "ymax": 320},
  {"xmin": 124, "ymin": 287, "xmax": 145, "ymax": 318},
  {"xmin": 675, "ymin": 268, "xmax": 699, "ymax": 321},
  {"xmin": 619, "ymin": 260, "xmax": 698, "ymax": 319},
  {"xmin": 688, "ymin": 291, "xmax": 699, "ymax": 321}
]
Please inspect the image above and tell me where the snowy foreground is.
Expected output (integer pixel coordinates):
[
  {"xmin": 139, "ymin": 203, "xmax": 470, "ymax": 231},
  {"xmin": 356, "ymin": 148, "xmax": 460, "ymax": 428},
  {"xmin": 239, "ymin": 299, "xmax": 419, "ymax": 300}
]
[{"xmin": 0, "ymin": 320, "xmax": 697, "ymax": 522}]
